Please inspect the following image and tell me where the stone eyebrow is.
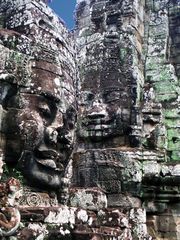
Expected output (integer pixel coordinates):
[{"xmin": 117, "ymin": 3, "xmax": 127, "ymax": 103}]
[
  {"xmin": 20, "ymin": 88, "xmax": 61, "ymax": 103},
  {"xmin": 103, "ymin": 88, "xmax": 122, "ymax": 92},
  {"xmin": 40, "ymin": 91, "xmax": 61, "ymax": 103}
]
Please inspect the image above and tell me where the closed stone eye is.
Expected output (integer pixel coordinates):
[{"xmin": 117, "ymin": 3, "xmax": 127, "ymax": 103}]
[
  {"xmin": 103, "ymin": 91, "xmax": 121, "ymax": 103},
  {"xmin": 81, "ymin": 92, "xmax": 95, "ymax": 104},
  {"xmin": 38, "ymin": 104, "xmax": 52, "ymax": 119}
]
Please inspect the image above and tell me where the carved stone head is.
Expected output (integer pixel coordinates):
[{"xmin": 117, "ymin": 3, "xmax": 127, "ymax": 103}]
[
  {"xmin": 0, "ymin": 30, "xmax": 76, "ymax": 191},
  {"xmin": 5, "ymin": 68, "xmax": 76, "ymax": 190},
  {"xmin": 77, "ymin": 41, "xmax": 132, "ymax": 148},
  {"xmin": 78, "ymin": 87, "xmax": 131, "ymax": 142}
]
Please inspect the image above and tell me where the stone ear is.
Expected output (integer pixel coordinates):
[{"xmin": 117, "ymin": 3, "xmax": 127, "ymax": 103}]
[{"xmin": 1, "ymin": 84, "xmax": 18, "ymax": 110}]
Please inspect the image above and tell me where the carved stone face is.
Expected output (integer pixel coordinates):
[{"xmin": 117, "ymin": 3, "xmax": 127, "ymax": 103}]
[
  {"xmin": 4, "ymin": 62, "xmax": 76, "ymax": 190},
  {"xmin": 78, "ymin": 87, "xmax": 131, "ymax": 144}
]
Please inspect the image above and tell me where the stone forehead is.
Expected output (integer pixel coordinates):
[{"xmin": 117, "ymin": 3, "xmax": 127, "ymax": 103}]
[
  {"xmin": 81, "ymin": 79, "xmax": 131, "ymax": 92},
  {"xmin": 0, "ymin": 0, "xmax": 76, "ymax": 94},
  {"xmin": 30, "ymin": 61, "xmax": 75, "ymax": 95},
  {"xmin": 0, "ymin": 34, "xmax": 76, "ymax": 98},
  {"xmin": 27, "ymin": 66, "xmax": 76, "ymax": 104},
  {"xmin": 0, "ymin": 29, "xmax": 72, "ymax": 67},
  {"xmin": 81, "ymin": 88, "xmax": 125, "ymax": 94}
]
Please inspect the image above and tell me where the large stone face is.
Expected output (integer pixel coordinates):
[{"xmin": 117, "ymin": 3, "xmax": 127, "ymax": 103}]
[
  {"xmin": 73, "ymin": 0, "xmax": 180, "ymax": 239},
  {"xmin": 76, "ymin": 0, "xmax": 145, "ymax": 149},
  {"xmin": 0, "ymin": 0, "xmax": 179, "ymax": 239},
  {"xmin": 0, "ymin": 0, "xmax": 76, "ymax": 193}
]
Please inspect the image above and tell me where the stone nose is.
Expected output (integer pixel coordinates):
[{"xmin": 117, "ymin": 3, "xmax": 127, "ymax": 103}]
[
  {"xmin": 92, "ymin": 98, "xmax": 103, "ymax": 106},
  {"xmin": 45, "ymin": 127, "xmax": 59, "ymax": 143},
  {"xmin": 87, "ymin": 99, "xmax": 108, "ymax": 119},
  {"xmin": 45, "ymin": 112, "xmax": 64, "ymax": 144}
]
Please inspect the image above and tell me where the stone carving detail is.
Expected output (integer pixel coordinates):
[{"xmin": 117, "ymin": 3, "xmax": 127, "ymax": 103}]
[
  {"xmin": 76, "ymin": 0, "xmax": 145, "ymax": 151},
  {"xmin": 19, "ymin": 188, "xmax": 58, "ymax": 207},
  {"xmin": 0, "ymin": 178, "xmax": 21, "ymax": 237},
  {"xmin": 26, "ymin": 193, "xmax": 42, "ymax": 207},
  {"xmin": 3, "ymin": 68, "xmax": 76, "ymax": 190},
  {"xmin": 0, "ymin": 0, "xmax": 77, "ymax": 193}
]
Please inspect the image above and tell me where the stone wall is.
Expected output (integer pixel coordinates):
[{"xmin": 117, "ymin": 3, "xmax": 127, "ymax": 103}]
[
  {"xmin": 73, "ymin": 0, "xmax": 180, "ymax": 239},
  {"xmin": 142, "ymin": 1, "xmax": 180, "ymax": 239}
]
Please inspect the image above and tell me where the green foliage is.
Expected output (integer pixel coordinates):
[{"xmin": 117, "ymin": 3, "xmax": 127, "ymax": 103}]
[
  {"xmin": 0, "ymin": 15, "xmax": 5, "ymax": 28},
  {"xmin": 2, "ymin": 164, "xmax": 25, "ymax": 184}
]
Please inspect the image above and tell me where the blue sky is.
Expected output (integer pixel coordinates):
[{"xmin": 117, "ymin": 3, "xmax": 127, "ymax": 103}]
[{"xmin": 48, "ymin": 0, "xmax": 76, "ymax": 29}]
